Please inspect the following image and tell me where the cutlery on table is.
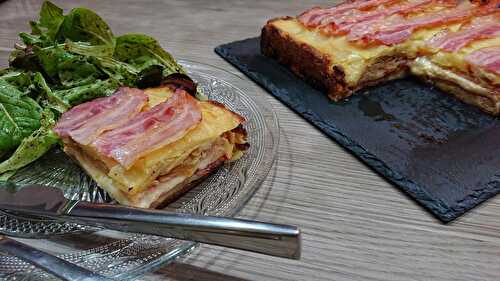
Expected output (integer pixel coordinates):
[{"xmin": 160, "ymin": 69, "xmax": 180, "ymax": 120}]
[
  {"xmin": 0, "ymin": 184, "xmax": 301, "ymax": 259},
  {"xmin": 0, "ymin": 235, "xmax": 112, "ymax": 281}
]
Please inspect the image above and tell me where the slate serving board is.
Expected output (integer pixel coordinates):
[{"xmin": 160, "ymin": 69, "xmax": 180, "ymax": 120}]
[{"xmin": 215, "ymin": 37, "xmax": 500, "ymax": 222}]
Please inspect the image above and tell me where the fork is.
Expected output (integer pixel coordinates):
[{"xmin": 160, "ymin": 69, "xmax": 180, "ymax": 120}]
[{"xmin": 0, "ymin": 235, "xmax": 112, "ymax": 281}]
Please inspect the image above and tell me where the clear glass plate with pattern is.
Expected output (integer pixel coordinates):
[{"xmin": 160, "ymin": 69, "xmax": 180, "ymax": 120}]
[{"xmin": 0, "ymin": 60, "xmax": 280, "ymax": 280}]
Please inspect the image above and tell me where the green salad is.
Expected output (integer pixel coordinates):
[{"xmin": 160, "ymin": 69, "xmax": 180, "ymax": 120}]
[{"xmin": 0, "ymin": 1, "xmax": 191, "ymax": 180}]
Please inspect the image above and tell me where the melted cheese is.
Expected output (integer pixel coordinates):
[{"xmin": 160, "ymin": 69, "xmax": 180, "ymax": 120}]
[
  {"xmin": 144, "ymin": 86, "xmax": 174, "ymax": 108},
  {"xmin": 271, "ymin": 18, "xmax": 461, "ymax": 85},
  {"xmin": 424, "ymin": 37, "xmax": 500, "ymax": 85},
  {"xmin": 108, "ymin": 101, "xmax": 243, "ymax": 194},
  {"xmin": 410, "ymin": 57, "xmax": 491, "ymax": 96},
  {"xmin": 272, "ymin": 19, "xmax": 393, "ymax": 84}
]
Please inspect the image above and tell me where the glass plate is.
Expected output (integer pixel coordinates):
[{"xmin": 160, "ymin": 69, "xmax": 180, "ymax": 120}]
[{"xmin": 0, "ymin": 60, "xmax": 280, "ymax": 280}]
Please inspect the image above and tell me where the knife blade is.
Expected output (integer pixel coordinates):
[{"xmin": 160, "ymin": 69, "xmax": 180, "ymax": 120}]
[{"xmin": 0, "ymin": 184, "xmax": 301, "ymax": 259}]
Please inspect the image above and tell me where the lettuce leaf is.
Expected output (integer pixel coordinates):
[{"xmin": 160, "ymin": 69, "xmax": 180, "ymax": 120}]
[
  {"xmin": 37, "ymin": 1, "xmax": 65, "ymax": 43},
  {"xmin": 0, "ymin": 70, "xmax": 32, "ymax": 95},
  {"xmin": 92, "ymin": 56, "xmax": 139, "ymax": 86},
  {"xmin": 0, "ymin": 109, "xmax": 58, "ymax": 179},
  {"xmin": 33, "ymin": 72, "xmax": 69, "ymax": 113},
  {"xmin": 0, "ymin": 79, "xmax": 41, "ymax": 152},
  {"xmin": 36, "ymin": 46, "xmax": 104, "ymax": 88},
  {"xmin": 114, "ymin": 34, "xmax": 185, "ymax": 76},
  {"xmin": 65, "ymin": 41, "xmax": 115, "ymax": 58},
  {"xmin": 0, "ymin": 171, "xmax": 17, "ymax": 182},
  {"xmin": 54, "ymin": 79, "xmax": 119, "ymax": 105},
  {"xmin": 20, "ymin": 1, "xmax": 64, "ymax": 47},
  {"xmin": 57, "ymin": 7, "xmax": 114, "ymax": 46}
]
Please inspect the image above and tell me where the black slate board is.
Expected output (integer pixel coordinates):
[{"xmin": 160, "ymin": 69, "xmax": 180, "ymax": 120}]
[{"xmin": 215, "ymin": 37, "xmax": 500, "ymax": 222}]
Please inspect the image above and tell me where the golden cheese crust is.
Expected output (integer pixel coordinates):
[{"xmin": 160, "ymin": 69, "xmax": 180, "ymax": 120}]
[
  {"xmin": 262, "ymin": 17, "xmax": 350, "ymax": 101},
  {"xmin": 261, "ymin": 17, "xmax": 410, "ymax": 101}
]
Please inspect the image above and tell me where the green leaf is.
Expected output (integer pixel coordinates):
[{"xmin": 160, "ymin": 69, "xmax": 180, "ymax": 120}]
[
  {"xmin": 57, "ymin": 7, "xmax": 114, "ymax": 46},
  {"xmin": 32, "ymin": 1, "xmax": 65, "ymax": 44},
  {"xmin": 0, "ymin": 109, "xmax": 58, "ymax": 178},
  {"xmin": 65, "ymin": 41, "xmax": 115, "ymax": 58},
  {"xmin": 92, "ymin": 56, "xmax": 139, "ymax": 86},
  {"xmin": 112, "ymin": 34, "xmax": 203, "ymax": 94},
  {"xmin": 39, "ymin": 1, "xmax": 64, "ymax": 29},
  {"xmin": 0, "ymin": 68, "xmax": 9, "ymax": 76},
  {"xmin": 19, "ymin": 32, "xmax": 43, "ymax": 46},
  {"xmin": 114, "ymin": 34, "xmax": 185, "ymax": 76},
  {"xmin": 33, "ymin": 72, "xmax": 69, "ymax": 113},
  {"xmin": 0, "ymin": 79, "xmax": 42, "ymax": 152},
  {"xmin": 36, "ymin": 46, "xmax": 75, "ymax": 79},
  {"xmin": 36, "ymin": 46, "xmax": 103, "ymax": 87},
  {"xmin": 195, "ymin": 87, "xmax": 208, "ymax": 101},
  {"xmin": 0, "ymin": 70, "xmax": 33, "ymax": 95},
  {"xmin": 54, "ymin": 79, "xmax": 119, "ymax": 106},
  {"xmin": 0, "ymin": 170, "xmax": 17, "ymax": 182},
  {"xmin": 29, "ymin": 21, "xmax": 43, "ymax": 35},
  {"xmin": 58, "ymin": 56, "xmax": 102, "ymax": 88}
]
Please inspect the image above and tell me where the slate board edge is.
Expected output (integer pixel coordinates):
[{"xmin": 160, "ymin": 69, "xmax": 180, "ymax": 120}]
[{"xmin": 215, "ymin": 37, "xmax": 500, "ymax": 223}]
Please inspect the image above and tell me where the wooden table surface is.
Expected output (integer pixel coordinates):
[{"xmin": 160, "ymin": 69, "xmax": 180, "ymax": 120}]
[{"xmin": 1, "ymin": 1, "xmax": 500, "ymax": 280}]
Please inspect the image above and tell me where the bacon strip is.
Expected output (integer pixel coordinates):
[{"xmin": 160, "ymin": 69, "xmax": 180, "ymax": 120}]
[
  {"xmin": 352, "ymin": 1, "xmax": 499, "ymax": 45},
  {"xmin": 298, "ymin": 0, "xmax": 400, "ymax": 27},
  {"xmin": 427, "ymin": 18, "xmax": 500, "ymax": 51},
  {"xmin": 93, "ymin": 89, "xmax": 202, "ymax": 168},
  {"xmin": 320, "ymin": 0, "xmax": 436, "ymax": 35},
  {"xmin": 348, "ymin": 14, "xmax": 403, "ymax": 41},
  {"xmin": 54, "ymin": 87, "xmax": 148, "ymax": 144},
  {"xmin": 465, "ymin": 47, "xmax": 500, "ymax": 75}
]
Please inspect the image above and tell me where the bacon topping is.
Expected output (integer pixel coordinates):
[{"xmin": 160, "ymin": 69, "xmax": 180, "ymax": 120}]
[
  {"xmin": 347, "ymin": 15, "xmax": 399, "ymax": 41},
  {"xmin": 298, "ymin": 0, "xmax": 499, "ymax": 46},
  {"xmin": 427, "ymin": 17, "xmax": 500, "ymax": 51},
  {"xmin": 298, "ymin": 0, "xmax": 400, "ymax": 27},
  {"xmin": 93, "ymin": 89, "xmax": 202, "ymax": 168},
  {"xmin": 355, "ymin": 1, "xmax": 499, "ymax": 45},
  {"xmin": 465, "ymin": 47, "xmax": 500, "ymax": 75},
  {"xmin": 53, "ymin": 87, "xmax": 148, "ymax": 144},
  {"xmin": 319, "ymin": 0, "xmax": 438, "ymax": 36}
]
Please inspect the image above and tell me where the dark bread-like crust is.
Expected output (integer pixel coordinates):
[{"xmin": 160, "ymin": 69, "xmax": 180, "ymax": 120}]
[{"xmin": 261, "ymin": 17, "xmax": 410, "ymax": 101}]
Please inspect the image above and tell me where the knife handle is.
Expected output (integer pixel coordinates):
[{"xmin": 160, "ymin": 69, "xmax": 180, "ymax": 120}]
[
  {"xmin": 0, "ymin": 235, "xmax": 112, "ymax": 281},
  {"xmin": 66, "ymin": 202, "xmax": 301, "ymax": 259}
]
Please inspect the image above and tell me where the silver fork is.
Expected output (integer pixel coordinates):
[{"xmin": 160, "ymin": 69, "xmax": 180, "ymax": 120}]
[{"xmin": 0, "ymin": 235, "xmax": 112, "ymax": 281}]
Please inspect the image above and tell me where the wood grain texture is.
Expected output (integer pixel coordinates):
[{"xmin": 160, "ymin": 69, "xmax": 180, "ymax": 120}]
[{"xmin": 1, "ymin": 1, "xmax": 500, "ymax": 280}]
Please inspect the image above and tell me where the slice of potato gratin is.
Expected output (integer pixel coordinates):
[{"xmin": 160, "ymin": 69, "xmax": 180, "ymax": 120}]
[{"xmin": 54, "ymin": 80, "xmax": 248, "ymax": 208}]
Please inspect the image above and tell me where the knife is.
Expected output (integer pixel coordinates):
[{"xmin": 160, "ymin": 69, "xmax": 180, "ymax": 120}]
[
  {"xmin": 0, "ymin": 235, "xmax": 112, "ymax": 281},
  {"xmin": 0, "ymin": 184, "xmax": 301, "ymax": 259}
]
